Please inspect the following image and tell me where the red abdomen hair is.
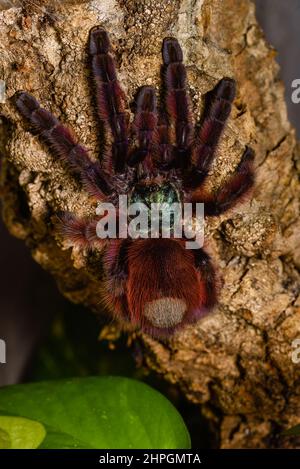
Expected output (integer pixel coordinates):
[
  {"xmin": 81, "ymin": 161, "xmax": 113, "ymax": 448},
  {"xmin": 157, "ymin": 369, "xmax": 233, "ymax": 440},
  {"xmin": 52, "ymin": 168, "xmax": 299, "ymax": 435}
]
[{"xmin": 126, "ymin": 238, "xmax": 206, "ymax": 332}]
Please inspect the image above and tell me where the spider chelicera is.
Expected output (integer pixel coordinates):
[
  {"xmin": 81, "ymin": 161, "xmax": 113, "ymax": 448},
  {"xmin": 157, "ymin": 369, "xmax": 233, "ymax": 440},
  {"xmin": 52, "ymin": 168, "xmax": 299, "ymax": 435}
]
[{"xmin": 15, "ymin": 26, "xmax": 254, "ymax": 337}]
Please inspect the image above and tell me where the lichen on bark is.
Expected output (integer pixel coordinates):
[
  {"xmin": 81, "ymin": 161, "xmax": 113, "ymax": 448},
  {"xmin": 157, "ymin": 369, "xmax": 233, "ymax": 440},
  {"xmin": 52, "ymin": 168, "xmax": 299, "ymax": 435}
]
[{"xmin": 0, "ymin": 0, "xmax": 300, "ymax": 448}]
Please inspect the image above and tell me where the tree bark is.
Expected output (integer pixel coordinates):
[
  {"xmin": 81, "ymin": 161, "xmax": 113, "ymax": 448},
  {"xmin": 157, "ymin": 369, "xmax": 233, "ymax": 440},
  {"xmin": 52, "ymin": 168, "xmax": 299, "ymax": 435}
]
[{"xmin": 0, "ymin": 0, "xmax": 300, "ymax": 448}]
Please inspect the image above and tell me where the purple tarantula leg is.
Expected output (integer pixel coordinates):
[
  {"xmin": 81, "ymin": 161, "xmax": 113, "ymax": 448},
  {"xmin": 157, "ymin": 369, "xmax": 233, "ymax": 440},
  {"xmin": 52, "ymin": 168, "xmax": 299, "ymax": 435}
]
[
  {"xmin": 89, "ymin": 27, "xmax": 129, "ymax": 173},
  {"xmin": 193, "ymin": 249, "xmax": 218, "ymax": 309},
  {"xmin": 162, "ymin": 37, "xmax": 193, "ymax": 170},
  {"xmin": 15, "ymin": 92, "xmax": 114, "ymax": 199},
  {"xmin": 192, "ymin": 146, "xmax": 255, "ymax": 216},
  {"xmin": 103, "ymin": 239, "xmax": 133, "ymax": 322},
  {"xmin": 127, "ymin": 86, "xmax": 158, "ymax": 171},
  {"xmin": 57, "ymin": 212, "xmax": 105, "ymax": 249},
  {"xmin": 186, "ymin": 78, "xmax": 236, "ymax": 189},
  {"xmin": 155, "ymin": 112, "xmax": 174, "ymax": 171}
]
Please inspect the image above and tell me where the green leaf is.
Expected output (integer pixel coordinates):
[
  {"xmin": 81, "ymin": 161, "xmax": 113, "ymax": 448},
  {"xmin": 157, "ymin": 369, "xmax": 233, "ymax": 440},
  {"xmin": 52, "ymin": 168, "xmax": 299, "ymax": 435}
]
[
  {"xmin": 0, "ymin": 376, "xmax": 190, "ymax": 449},
  {"xmin": 282, "ymin": 424, "xmax": 300, "ymax": 436},
  {"xmin": 0, "ymin": 427, "xmax": 11, "ymax": 449},
  {"xmin": 0, "ymin": 416, "xmax": 46, "ymax": 449}
]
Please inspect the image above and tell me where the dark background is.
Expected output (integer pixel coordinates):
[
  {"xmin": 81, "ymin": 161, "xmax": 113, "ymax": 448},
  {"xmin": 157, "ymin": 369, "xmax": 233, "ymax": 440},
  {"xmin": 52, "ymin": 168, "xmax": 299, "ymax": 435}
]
[{"xmin": 1, "ymin": 0, "xmax": 300, "ymax": 386}]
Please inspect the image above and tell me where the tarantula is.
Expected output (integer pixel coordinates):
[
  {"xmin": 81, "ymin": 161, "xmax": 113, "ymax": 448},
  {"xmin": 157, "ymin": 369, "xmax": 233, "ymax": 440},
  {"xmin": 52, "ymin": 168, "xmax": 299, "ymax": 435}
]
[{"xmin": 15, "ymin": 26, "xmax": 254, "ymax": 337}]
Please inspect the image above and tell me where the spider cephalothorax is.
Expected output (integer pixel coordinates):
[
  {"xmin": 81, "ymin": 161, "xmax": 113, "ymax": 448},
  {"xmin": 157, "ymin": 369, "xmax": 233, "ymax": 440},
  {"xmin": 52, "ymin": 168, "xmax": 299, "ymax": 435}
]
[{"xmin": 16, "ymin": 26, "xmax": 254, "ymax": 337}]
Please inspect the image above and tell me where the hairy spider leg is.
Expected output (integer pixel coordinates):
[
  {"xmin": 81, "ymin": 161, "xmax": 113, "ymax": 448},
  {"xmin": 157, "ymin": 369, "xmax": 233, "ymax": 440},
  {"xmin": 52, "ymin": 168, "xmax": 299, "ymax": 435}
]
[
  {"xmin": 89, "ymin": 27, "xmax": 129, "ymax": 174},
  {"xmin": 192, "ymin": 146, "xmax": 255, "ymax": 216},
  {"xmin": 102, "ymin": 239, "xmax": 132, "ymax": 321},
  {"xmin": 57, "ymin": 212, "xmax": 105, "ymax": 249},
  {"xmin": 155, "ymin": 111, "xmax": 174, "ymax": 171},
  {"xmin": 127, "ymin": 86, "xmax": 158, "ymax": 174},
  {"xmin": 193, "ymin": 248, "xmax": 218, "ymax": 309},
  {"xmin": 15, "ymin": 92, "xmax": 114, "ymax": 199},
  {"xmin": 161, "ymin": 37, "xmax": 193, "ymax": 170},
  {"xmin": 185, "ymin": 78, "xmax": 236, "ymax": 189}
]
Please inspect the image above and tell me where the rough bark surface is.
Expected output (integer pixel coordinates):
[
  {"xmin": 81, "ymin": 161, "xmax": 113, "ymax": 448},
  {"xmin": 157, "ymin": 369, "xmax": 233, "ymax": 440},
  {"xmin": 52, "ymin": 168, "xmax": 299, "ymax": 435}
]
[{"xmin": 0, "ymin": 0, "xmax": 300, "ymax": 448}]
